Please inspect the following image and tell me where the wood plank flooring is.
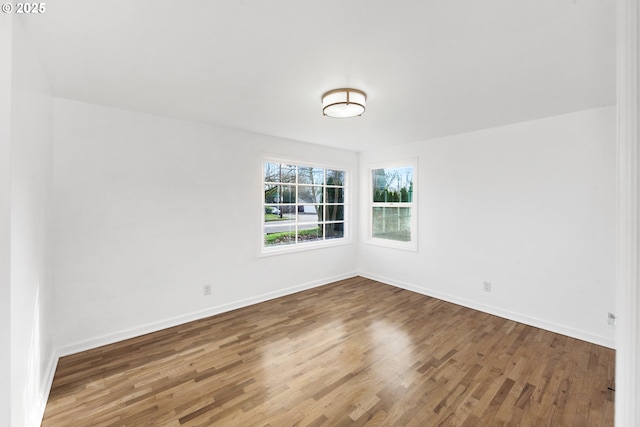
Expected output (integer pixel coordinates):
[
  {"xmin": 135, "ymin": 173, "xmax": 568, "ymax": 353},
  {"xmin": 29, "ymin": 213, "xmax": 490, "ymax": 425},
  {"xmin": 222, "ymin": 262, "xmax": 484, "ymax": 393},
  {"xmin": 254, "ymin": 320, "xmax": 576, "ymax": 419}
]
[{"xmin": 41, "ymin": 277, "xmax": 615, "ymax": 426}]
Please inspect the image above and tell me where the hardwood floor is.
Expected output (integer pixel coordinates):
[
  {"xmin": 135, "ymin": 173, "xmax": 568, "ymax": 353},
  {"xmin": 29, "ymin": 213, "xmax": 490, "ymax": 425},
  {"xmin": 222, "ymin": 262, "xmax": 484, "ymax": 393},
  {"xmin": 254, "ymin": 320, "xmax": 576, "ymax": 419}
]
[{"xmin": 41, "ymin": 277, "xmax": 615, "ymax": 426}]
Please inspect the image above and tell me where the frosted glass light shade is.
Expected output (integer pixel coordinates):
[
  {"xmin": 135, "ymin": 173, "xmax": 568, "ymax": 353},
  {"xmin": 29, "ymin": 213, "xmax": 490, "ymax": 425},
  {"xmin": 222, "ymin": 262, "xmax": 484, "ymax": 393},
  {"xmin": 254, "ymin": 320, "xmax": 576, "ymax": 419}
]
[{"xmin": 322, "ymin": 88, "xmax": 366, "ymax": 118}]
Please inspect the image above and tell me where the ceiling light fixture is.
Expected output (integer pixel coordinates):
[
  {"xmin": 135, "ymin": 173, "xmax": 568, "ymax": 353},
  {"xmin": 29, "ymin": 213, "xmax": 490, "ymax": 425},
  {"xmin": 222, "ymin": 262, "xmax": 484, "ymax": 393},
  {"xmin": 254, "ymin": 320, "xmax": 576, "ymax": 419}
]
[{"xmin": 322, "ymin": 88, "xmax": 366, "ymax": 118}]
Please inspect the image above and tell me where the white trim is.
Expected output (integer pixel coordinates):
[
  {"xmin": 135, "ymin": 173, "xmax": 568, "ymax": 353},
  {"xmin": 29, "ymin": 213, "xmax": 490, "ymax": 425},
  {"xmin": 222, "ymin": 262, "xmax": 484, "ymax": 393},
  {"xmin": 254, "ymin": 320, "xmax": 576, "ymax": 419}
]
[
  {"xmin": 259, "ymin": 237, "xmax": 353, "ymax": 257},
  {"xmin": 616, "ymin": 0, "xmax": 640, "ymax": 425},
  {"xmin": 55, "ymin": 268, "xmax": 615, "ymax": 359},
  {"xmin": 366, "ymin": 158, "xmax": 418, "ymax": 251},
  {"xmin": 34, "ymin": 350, "xmax": 59, "ymax": 427},
  {"xmin": 56, "ymin": 272, "xmax": 358, "ymax": 358},
  {"xmin": 261, "ymin": 153, "xmax": 353, "ymax": 172},
  {"xmin": 360, "ymin": 272, "xmax": 615, "ymax": 349}
]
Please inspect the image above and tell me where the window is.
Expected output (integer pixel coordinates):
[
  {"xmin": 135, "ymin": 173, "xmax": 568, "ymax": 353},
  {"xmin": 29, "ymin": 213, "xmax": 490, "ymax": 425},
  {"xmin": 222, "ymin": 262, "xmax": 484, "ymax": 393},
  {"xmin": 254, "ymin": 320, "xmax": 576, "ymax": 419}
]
[
  {"xmin": 263, "ymin": 159, "xmax": 348, "ymax": 253},
  {"xmin": 368, "ymin": 160, "xmax": 417, "ymax": 250}
]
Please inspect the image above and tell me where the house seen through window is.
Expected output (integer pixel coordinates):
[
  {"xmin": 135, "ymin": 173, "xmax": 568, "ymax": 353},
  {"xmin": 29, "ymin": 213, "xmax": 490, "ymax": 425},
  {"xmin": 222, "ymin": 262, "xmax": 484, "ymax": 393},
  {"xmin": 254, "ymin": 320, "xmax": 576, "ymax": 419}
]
[{"xmin": 263, "ymin": 161, "xmax": 347, "ymax": 251}]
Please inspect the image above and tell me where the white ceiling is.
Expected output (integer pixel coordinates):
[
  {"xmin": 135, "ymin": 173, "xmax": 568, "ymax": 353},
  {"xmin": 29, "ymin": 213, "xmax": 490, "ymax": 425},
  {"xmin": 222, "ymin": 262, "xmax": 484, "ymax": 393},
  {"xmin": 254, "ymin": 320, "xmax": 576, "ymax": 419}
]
[{"xmin": 21, "ymin": 0, "xmax": 616, "ymax": 152}]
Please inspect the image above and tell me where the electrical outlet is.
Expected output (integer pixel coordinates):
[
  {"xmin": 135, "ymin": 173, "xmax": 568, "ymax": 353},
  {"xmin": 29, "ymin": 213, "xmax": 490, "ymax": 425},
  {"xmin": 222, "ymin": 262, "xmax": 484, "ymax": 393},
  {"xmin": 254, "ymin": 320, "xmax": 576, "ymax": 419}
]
[
  {"xmin": 483, "ymin": 281, "xmax": 491, "ymax": 292},
  {"xmin": 608, "ymin": 312, "xmax": 617, "ymax": 325},
  {"xmin": 203, "ymin": 285, "xmax": 211, "ymax": 296}
]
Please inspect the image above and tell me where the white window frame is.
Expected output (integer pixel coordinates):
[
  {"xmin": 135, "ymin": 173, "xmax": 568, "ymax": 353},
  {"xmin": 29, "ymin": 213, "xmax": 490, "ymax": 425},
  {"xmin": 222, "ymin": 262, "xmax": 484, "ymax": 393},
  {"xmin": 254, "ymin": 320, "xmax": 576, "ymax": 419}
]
[
  {"xmin": 367, "ymin": 159, "xmax": 418, "ymax": 251},
  {"xmin": 261, "ymin": 155, "xmax": 350, "ymax": 256}
]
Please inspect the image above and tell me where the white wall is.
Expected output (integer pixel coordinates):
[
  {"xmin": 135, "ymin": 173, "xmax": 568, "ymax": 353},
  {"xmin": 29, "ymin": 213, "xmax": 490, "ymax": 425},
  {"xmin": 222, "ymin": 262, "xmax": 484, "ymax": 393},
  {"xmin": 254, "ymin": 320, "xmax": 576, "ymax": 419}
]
[
  {"xmin": 52, "ymin": 98, "xmax": 359, "ymax": 353},
  {"xmin": 359, "ymin": 107, "xmax": 617, "ymax": 347},
  {"xmin": 0, "ymin": 12, "xmax": 14, "ymax": 427},
  {"xmin": 7, "ymin": 18, "xmax": 55, "ymax": 427},
  {"xmin": 53, "ymin": 101, "xmax": 616, "ymax": 355}
]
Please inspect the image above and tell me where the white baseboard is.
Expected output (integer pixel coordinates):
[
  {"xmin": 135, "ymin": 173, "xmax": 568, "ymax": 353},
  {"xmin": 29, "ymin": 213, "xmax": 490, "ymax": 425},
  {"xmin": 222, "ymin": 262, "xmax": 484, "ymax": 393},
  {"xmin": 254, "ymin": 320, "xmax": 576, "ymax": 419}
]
[
  {"xmin": 359, "ymin": 272, "xmax": 615, "ymax": 349},
  {"xmin": 34, "ymin": 349, "xmax": 59, "ymax": 427},
  {"xmin": 56, "ymin": 271, "xmax": 359, "ymax": 358}
]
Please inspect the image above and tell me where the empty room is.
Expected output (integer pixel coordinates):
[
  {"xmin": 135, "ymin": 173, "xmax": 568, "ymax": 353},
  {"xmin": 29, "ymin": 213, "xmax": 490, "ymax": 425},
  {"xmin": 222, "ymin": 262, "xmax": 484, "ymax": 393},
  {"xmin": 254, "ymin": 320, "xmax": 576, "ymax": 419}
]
[{"xmin": 2, "ymin": 1, "xmax": 639, "ymax": 426}]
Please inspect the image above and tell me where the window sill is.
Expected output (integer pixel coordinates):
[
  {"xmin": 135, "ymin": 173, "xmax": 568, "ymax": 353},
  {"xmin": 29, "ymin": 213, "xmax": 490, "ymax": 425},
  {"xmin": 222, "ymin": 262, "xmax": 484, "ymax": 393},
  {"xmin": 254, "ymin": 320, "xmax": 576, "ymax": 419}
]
[
  {"xmin": 366, "ymin": 238, "xmax": 417, "ymax": 252},
  {"xmin": 260, "ymin": 238, "xmax": 353, "ymax": 257}
]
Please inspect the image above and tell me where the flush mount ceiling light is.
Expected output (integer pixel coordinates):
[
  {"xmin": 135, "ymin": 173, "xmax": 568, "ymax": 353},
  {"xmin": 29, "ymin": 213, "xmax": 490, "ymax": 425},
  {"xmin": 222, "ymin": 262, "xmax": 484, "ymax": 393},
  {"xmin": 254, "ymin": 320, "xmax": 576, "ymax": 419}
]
[{"xmin": 322, "ymin": 88, "xmax": 366, "ymax": 118}]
